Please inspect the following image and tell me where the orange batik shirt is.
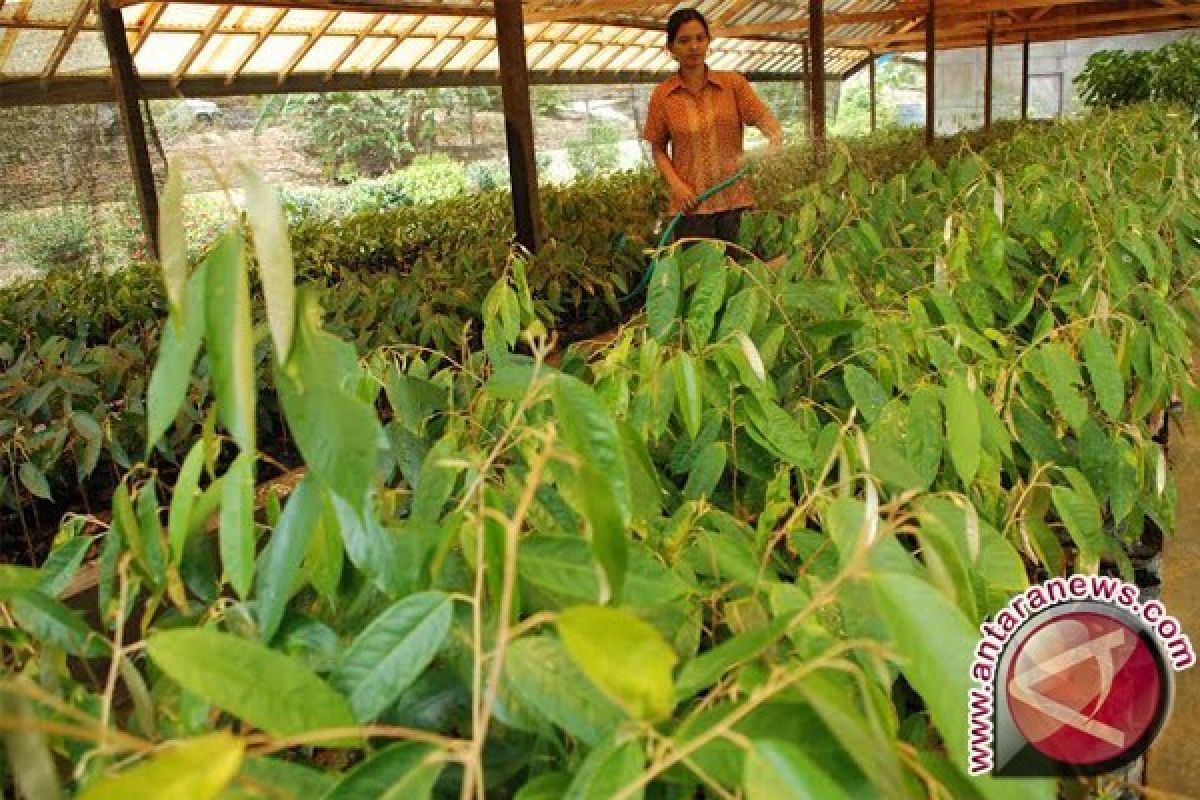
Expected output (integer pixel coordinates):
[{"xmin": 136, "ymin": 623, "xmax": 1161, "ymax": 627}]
[{"xmin": 642, "ymin": 69, "xmax": 775, "ymax": 215}]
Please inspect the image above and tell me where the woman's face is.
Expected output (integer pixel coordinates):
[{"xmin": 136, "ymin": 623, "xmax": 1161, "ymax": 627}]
[{"xmin": 669, "ymin": 19, "xmax": 710, "ymax": 70}]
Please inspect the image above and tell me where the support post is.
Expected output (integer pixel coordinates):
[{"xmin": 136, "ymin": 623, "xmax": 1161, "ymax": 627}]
[
  {"xmin": 868, "ymin": 50, "xmax": 877, "ymax": 133},
  {"xmin": 808, "ymin": 0, "xmax": 826, "ymax": 165},
  {"xmin": 1021, "ymin": 35, "xmax": 1031, "ymax": 121},
  {"xmin": 801, "ymin": 38, "xmax": 811, "ymax": 140},
  {"xmin": 984, "ymin": 22, "xmax": 994, "ymax": 129},
  {"xmin": 925, "ymin": 0, "xmax": 935, "ymax": 147},
  {"xmin": 494, "ymin": 0, "xmax": 542, "ymax": 252},
  {"xmin": 98, "ymin": 0, "xmax": 159, "ymax": 259}
]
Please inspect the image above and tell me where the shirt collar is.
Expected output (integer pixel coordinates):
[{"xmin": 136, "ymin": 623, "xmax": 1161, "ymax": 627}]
[{"xmin": 664, "ymin": 67, "xmax": 726, "ymax": 95}]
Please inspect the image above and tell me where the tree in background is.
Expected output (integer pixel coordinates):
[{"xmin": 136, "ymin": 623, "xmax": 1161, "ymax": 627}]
[
  {"xmin": 1076, "ymin": 35, "xmax": 1200, "ymax": 113},
  {"xmin": 832, "ymin": 59, "xmax": 923, "ymax": 137}
]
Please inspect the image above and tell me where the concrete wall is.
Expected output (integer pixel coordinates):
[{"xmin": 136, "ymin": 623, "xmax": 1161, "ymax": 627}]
[{"xmin": 932, "ymin": 29, "xmax": 1194, "ymax": 134}]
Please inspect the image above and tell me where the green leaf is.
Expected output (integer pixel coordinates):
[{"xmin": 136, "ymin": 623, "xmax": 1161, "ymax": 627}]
[
  {"xmin": 134, "ymin": 481, "xmax": 168, "ymax": 588},
  {"xmin": 744, "ymin": 739, "xmax": 852, "ymax": 800},
  {"xmin": 504, "ymin": 635, "xmax": 625, "ymax": 745},
  {"xmin": 619, "ymin": 422, "xmax": 664, "ymax": 522},
  {"xmin": 240, "ymin": 163, "xmax": 295, "ymax": 363},
  {"xmin": 320, "ymin": 742, "xmax": 444, "ymax": 800},
  {"xmin": 683, "ymin": 442, "xmax": 726, "ymax": 501},
  {"xmin": 11, "ymin": 589, "xmax": 108, "ymax": 657},
  {"xmin": 514, "ymin": 773, "xmax": 572, "ymax": 800},
  {"xmin": 256, "ymin": 475, "xmax": 322, "ymax": 642},
  {"xmin": 1051, "ymin": 483, "xmax": 1107, "ymax": 570},
  {"xmin": 331, "ymin": 592, "xmax": 453, "ymax": 723},
  {"xmin": 18, "ymin": 462, "xmax": 51, "ymax": 501},
  {"xmin": 675, "ymin": 611, "xmax": 796, "ymax": 700},
  {"xmin": 1035, "ymin": 343, "xmax": 1088, "ymax": 433},
  {"xmin": 672, "ymin": 352, "xmax": 704, "ymax": 440},
  {"xmin": 553, "ymin": 375, "xmax": 631, "ymax": 601},
  {"xmin": 1082, "ymin": 327, "xmax": 1124, "ymax": 418},
  {"xmin": 0, "ymin": 689, "xmax": 62, "ymax": 800},
  {"xmin": 231, "ymin": 758, "xmax": 335, "ymax": 800},
  {"xmin": 219, "ymin": 453, "xmax": 256, "ymax": 600},
  {"xmin": 749, "ymin": 399, "xmax": 813, "ymax": 469},
  {"xmin": 873, "ymin": 574, "xmax": 1054, "ymax": 800},
  {"xmin": 411, "ymin": 436, "xmax": 459, "ymax": 524},
  {"xmin": 646, "ymin": 254, "xmax": 681, "ymax": 342},
  {"xmin": 518, "ymin": 536, "xmax": 691, "ymax": 607},
  {"xmin": 716, "ymin": 287, "xmax": 762, "ymax": 341},
  {"xmin": 205, "ymin": 229, "xmax": 255, "ymax": 454},
  {"xmin": 944, "ymin": 375, "xmax": 980, "ymax": 485},
  {"xmin": 686, "ymin": 260, "xmax": 726, "ymax": 347},
  {"xmin": 158, "ymin": 161, "xmax": 188, "ymax": 320},
  {"xmin": 558, "ymin": 605, "xmax": 677, "ymax": 721},
  {"xmin": 79, "ymin": 733, "xmax": 243, "ymax": 800},
  {"xmin": 843, "ymin": 365, "xmax": 887, "ymax": 425},
  {"xmin": 168, "ymin": 440, "xmax": 206, "ymax": 566},
  {"xmin": 563, "ymin": 735, "xmax": 644, "ymax": 800},
  {"xmin": 38, "ymin": 536, "xmax": 92, "ymax": 598},
  {"xmin": 147, "ymin": 628, "xmax": 355, "ymax": 740},
  {"xmin": 146, "ymin": 250, "xmax": 211, "ymax": 455}
]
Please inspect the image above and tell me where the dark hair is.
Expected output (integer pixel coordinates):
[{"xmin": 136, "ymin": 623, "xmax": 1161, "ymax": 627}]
[{"xmin": 666, "ymin": 9, "xmax": 710, "ymax": 46}]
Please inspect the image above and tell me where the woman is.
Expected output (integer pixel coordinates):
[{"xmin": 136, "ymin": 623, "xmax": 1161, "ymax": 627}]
[{"xmin": 642, "ymin": 8, "xmax": 784, "ymax": 245}]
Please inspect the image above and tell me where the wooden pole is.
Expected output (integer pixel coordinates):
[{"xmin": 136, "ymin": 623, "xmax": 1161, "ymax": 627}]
[
  {"xmin": 801, "ymin": 38, "xmax": 811, "ymax": 140},
  {"xmin": 98, "ymin": 0, "xmax": 159, "ymax": 259},
  {"xmin": 1021, "ymin": 34, "xmax": 1031, "ymax": 121},
  {"xmin": 925, "ymin": 0, "xmax": 935, "ymax": 147},
  {"xmin": 808, "ymin": 0, "xmax": 826, "ymax": 164},
  {"xmin": 868, "ymin": 50, "xmax": 877, "ymax": 133},
  {"xmin": 494, "ymin": 0, "xmax": 542, "ymax": 252},
  {"xmin": 984, "ymin": 22, "xmax": 994, "ymax": 129}
]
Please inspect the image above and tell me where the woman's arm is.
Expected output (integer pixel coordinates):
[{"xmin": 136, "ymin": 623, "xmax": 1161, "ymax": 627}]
[{"xmin": 651, "ymin": 143, "xmax": 699, "ymax": 213}]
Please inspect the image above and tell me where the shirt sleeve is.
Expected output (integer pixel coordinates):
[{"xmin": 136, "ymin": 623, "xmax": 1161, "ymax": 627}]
[
  {"xmin": 733, "ymin": 72, "xmax": 774, "ymax": 129},
  {"xmin": 642, "ymin": 88, "xmax": 670, "ymax": 149}
]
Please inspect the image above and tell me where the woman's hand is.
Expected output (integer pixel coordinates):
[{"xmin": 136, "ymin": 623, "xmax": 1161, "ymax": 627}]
[{"xmin": 670, "ymin": 180, "xmax": 699, "ymax": 213}]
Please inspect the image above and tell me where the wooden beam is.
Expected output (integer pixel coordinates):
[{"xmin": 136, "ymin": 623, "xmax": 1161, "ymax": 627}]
[
  {"xmin": 130, "ymin": 2, "xmax": 167, "ymax": 57},
  {"xmin": 322, "ymin": 11, "xmax": 383, "ymax": 81},
  {"xmin": 984, "ymin": 20, "xmax": 993, "ymax": 128},
  {"xmin": 1021, "ymin": 34, "xmax": 1030, "ymax": 120},
  {"xmin": 495, "ymin": 0, "xmax": 542, "ymax": 252},
  {"xmin": 430, "ymin": 18, "xmax": 489, "ymax": 76},
  {"xmin": 809, "ymin": 0, "xmax": 826, "ymax": 165},
  {"xmin": 544, "ymin": 24, "xmax": 600, "ymax": 73},
  {"xmin": 801, "ymin": 30, "xmax": 810, "ymax": 140},
  {"xmin": 525, "ymin": 0, "xmax": 655, "ymax": 24},
  {"xmin": 863, "ymin": 14, "xmax": 1200, "ymax": 53},
  {"xmin": 40, "ymin": 0, "xmax": 92, "ymax": 83},
  {"xmin": 97, "ymin": 0, "xmax": 159, "ymax": 260},
  {"xmin": 869, "ymin": 51, "xmax": 876, "ymax": 132},
  {"xmin": 925, "ymin": 0, "xmax": 935, "ymax": 147},
  {"xmin": 362, "ymin": 14, "xmax": 424, "ymax": 79}
]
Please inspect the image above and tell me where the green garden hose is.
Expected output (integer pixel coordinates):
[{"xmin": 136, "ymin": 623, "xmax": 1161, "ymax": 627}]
[{"xmin": 620, "ymin": 163, "xmax": 754, "ymax": 305}]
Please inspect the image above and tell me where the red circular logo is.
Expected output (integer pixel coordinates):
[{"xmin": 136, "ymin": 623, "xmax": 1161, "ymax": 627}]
[{"xmin": 1006, "ymin": 611, "xmax": 1163, "ymax": 766}]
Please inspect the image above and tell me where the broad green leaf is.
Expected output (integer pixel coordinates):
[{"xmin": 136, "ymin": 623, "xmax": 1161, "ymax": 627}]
[
  {"xmin": 518, "ymin": 536, "xmax": 691, "ymax": 607},
  {"xmin": 514, "ymin": 773, "xmax": 572, "ymax": 800},
  {"xmin": 675, "ymin": 611, "xmax": 795, "ymax": 700},
  {"xmin": 240, "ymin": 163, "xmax": 295, "ymax": 362},
  {"xmin": 205, "ymin": 229, "xmax": 255, "ymax": 454},
  {"xmin": 553, "ymin": 375, "xmax": 631, "ymax": 600},
  {"xmin": 716, "ymin": 287, "xmax": 762, "ymax": 341},
  {"xmin": 158, "ymin": 161, "xmax": 188, "ymax": 319},
  {"xmin": 146, "ymin": 245, "xmax": 212, "ymax": 456},
  {"xmin": 619, "ymin": 422, "xmax": 664, "ymax": 521},
  {"xmin": 686, "ymin": 260, "xmax": 726, "ymax": 347},
  {"xmin": 168, "ymin": 440, "xmax": 206, "ymax": 566},
  {"xmin": 1051, "ymin": 484, "xmax": 1106, "ymax": 571},
  {"xmin": 558, "ymin": 605, "xmax": 676, "ymax": 720},
  {"xmin": 229, "ymin": 758, "xmax": 334, "ymax": 800},
  {"xmin": 1082, "ymin": 327, "xmax": 1124, "ymax": 418},
  {"xmin": 135, "ymin": 481, "xmax": 168, "ymax": 588},
  {"xmin": 749, "ymin": 399, "xmax": 813, "ymax": 469},
  {"xmin": 873, "ymin": 574, "xmax": 1054, "ymax": 800},
  {"xmin": 504, "ymin": 635, "xmax": 625, "ymax": 745},
  {"xmin": 683, "ymin": 442, "xmax": 726, "ymax": 501},
  {"xmin": 256, "ymin": 476, "xmax": 322, "ymax": 642},
  {"xmin": 646, "ymin": 254, "xmax": 681, "ymax": 342},
  {"xmin": 0, "ymin": 689, "xmax": 61, "ymax": 800},
  {"xmin": 944, "ymin": 375, "xmax": 980, "ymax": 485},
  {"xmin": 563, "ymin": 734, "xmax": 644, "ymax": 800},
  {"xmin": 411, "ymin": 436, "xmax": 459, "ymax": 524},
  {"xmin": 147, "ymin": 628, "xmax": 355, "ymax": 739},
  {"xmin": 745, "ymin": 739, "xmax": 852, "ymax": 800},
  {"xmin": 38, "ymin": 536, "xmax": 92, "ymax": 598},
  {"xmin": 219, "ymin": 453, "xmax": 256, "ymax": 600},
  {"xmin": 0, "ymin": 566, "xmax": 42, "ymax": 599},
  {"xmin": 320, "ymin": 742, "xmax": 443, "ymax": 800},
  {"xmin": 11, "ymin": 589, "xmax": 108, "ymax": 658},
  {"xmin": 1035, "ymin": 343, "xmax": 1088, "ymax": 433},
  {"xmin": 672, "ymin": 352, "xmax": 703, "ymax": 440},
  {"xmin": 18, "ymin": 462, "xmax": 51, "ymax": 501},
  {"xmin": 843, "ymin": 365, "xmax": 887, "ymax": 425},
  {"xmin": 79, "ymin": 733, "xmax": 243, "ymax": 800},
  {"xmin": 331, "ymin": 592, "xmax": 453, "ymax": 723}
]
